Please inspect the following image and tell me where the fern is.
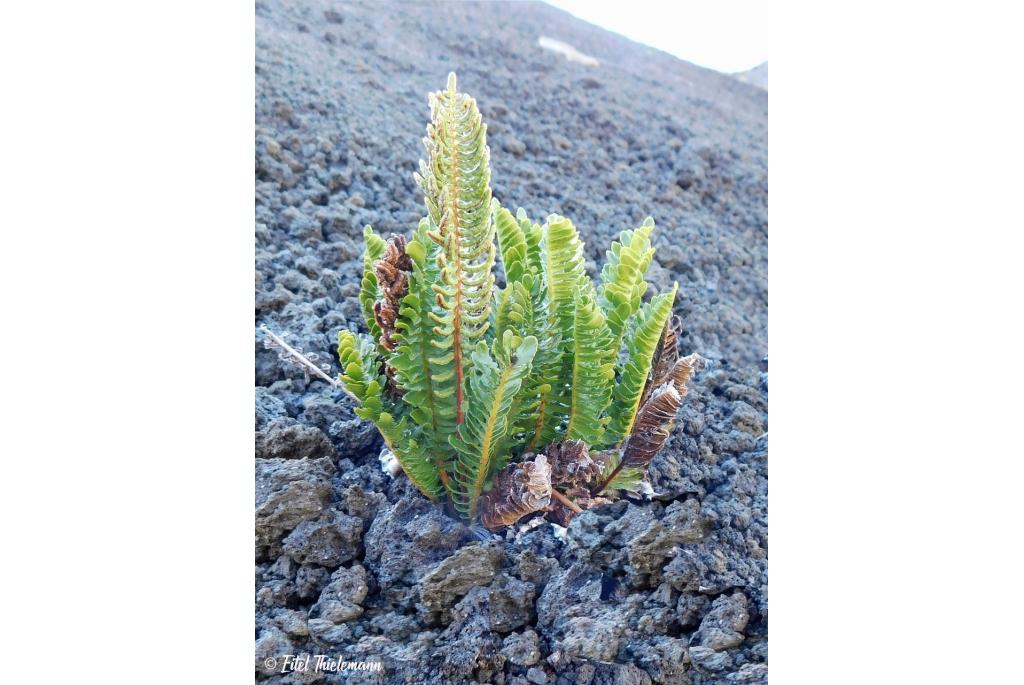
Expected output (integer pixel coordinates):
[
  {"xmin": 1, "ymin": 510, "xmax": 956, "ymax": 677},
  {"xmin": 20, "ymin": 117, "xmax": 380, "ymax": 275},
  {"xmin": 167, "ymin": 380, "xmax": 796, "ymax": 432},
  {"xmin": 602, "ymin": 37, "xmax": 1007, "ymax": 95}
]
[{"xmin": 268, "ymin": 73, "xmax": 707, "ymax": 528}]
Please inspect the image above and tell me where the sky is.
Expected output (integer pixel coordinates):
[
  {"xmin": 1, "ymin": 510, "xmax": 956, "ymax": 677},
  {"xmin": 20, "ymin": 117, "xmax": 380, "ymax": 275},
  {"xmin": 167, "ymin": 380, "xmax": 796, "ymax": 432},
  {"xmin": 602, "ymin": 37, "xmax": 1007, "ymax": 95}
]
[{"xmin": 543, "ymin": 0, "xmax": 768, "ymax": 73}]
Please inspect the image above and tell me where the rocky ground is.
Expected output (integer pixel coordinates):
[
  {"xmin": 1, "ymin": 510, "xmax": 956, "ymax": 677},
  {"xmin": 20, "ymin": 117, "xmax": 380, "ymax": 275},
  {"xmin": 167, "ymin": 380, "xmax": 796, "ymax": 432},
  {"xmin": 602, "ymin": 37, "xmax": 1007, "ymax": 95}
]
[{"xmin": 256, "ymin": 1, "xmax": 767, "ymax": 683}]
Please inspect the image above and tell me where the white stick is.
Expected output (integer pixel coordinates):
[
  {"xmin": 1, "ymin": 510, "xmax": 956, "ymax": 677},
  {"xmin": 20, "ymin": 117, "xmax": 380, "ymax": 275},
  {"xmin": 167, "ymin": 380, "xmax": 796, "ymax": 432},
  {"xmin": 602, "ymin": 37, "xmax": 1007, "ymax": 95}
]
[{"xmin": 259, "ymin": 325, "xmax": 359, "ymax": 402}]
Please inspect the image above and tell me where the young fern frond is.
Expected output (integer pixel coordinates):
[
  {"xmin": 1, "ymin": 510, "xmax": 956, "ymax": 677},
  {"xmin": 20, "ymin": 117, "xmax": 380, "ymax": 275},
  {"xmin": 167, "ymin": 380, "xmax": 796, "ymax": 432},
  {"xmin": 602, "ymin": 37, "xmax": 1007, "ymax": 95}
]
[
  {"xmin": 493, "ymin": 273, "xmax": 561, "ymax": 467},
  {"xmin": 598, "ymin": 218, "xmax": 656, "ymax": 346},
  {"xmin": 518, "ymin": 208, "xmax": 545, "ymax": 280},
  {"xmin": 494, "ymin": 201, "xmax": 532, "ymax": 285},
  {"xmin": 389, "ymin": 220, "xmax": 457, "ymax": 463},
  {"xmin": 415, "ymin": 72, "xmax": 495, "ymax": 426},
  {"xmin": 449, "ymin": 333, "xmax": 538, "ymax": 517},
  {"xmin": 528, "ymin": 214, "xmax": 587, "ymax": 449}
]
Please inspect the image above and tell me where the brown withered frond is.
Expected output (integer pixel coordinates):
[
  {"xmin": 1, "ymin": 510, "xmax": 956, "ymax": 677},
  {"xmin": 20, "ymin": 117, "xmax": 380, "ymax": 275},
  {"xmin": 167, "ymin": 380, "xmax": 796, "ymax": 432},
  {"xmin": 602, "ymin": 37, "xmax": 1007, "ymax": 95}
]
[
  {"xmin": 668, "ymin": 352, "xmax": 702, "ymax": 399},
  {"xmin": 592, "ymin": 353, "xmax": 703, "ymax": 496},
  {"xmin": 621, "ymin": 382, "xmax": 682, "ymax": 470},
  {"xmin": 545, "ymin": 439, "xmax": 605, "ymax": 487},
  {"xmin": 622, "ymin": 353, "xmax": 703, "ymax": 470},
  {"xmin": 639, "ymin": 315, "xmax": 682, "ymax": 409},
  {"xmin": 372, "ymin": 235, "xmax": 414, "ymax": 352},
  {"xmin": 480, "ymin": 454, "xmax": 552, "ymax": 530}
]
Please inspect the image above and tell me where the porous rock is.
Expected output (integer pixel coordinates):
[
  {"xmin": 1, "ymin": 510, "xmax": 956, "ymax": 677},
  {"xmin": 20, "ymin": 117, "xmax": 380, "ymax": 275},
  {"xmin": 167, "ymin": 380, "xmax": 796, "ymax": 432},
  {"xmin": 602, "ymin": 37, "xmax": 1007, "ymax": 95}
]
[
  {"xmin": 255, "ymin": 457, "xmax": 334, "ymax": 556},
  {"xmin": 691, "ymin": 592, "xmax": 749, "ymax": 651},
  {"xmin": 419, "ymin": 542, "xmax": 505, "ymax": 613},
  {"xmin": 282, "ymin": 509, "xmax": 363, "ymax": 567},
  {"xmin": 256, "ymin": 418, "xmax": 336, "ymax": 459}
]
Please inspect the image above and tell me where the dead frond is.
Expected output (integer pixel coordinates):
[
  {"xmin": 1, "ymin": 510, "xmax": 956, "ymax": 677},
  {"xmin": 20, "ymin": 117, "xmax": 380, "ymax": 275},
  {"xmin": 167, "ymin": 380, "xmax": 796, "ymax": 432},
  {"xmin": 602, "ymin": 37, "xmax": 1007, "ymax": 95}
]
[
  {"xmin": 479, "ymin": 454, "xmax": 552, "ymax": 530},
  {"xmin": 372, "ymin": 234, "xmax": 413, "ymax": 352}
]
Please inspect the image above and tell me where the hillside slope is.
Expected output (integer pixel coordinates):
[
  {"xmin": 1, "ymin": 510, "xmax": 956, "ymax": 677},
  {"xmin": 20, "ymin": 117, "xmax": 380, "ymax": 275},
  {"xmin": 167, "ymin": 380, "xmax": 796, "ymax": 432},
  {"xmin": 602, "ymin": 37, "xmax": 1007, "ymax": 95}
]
[
  {"xmin": 256, "ymin": 2, "xmax": 767, "ymax": 683},
  {"xmin": 734, "ymin": 62, "xmax": 769, "ymax": 90}
]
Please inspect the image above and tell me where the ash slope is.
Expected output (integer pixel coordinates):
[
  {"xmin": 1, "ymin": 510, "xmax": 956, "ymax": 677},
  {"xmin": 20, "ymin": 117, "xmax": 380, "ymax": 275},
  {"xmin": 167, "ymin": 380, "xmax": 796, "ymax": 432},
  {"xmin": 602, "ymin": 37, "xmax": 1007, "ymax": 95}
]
[{"xmin": 256, "ymin": 1, "xmax": 767, "ymax": 684}]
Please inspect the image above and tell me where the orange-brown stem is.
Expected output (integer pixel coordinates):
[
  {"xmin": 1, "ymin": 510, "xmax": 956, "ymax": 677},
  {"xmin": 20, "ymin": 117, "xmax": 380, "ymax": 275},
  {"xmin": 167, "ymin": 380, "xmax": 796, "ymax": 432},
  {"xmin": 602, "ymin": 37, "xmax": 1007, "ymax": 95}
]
[{"xmin": 550, "ymin": 488, "xmax": 583, "ymax": 514}]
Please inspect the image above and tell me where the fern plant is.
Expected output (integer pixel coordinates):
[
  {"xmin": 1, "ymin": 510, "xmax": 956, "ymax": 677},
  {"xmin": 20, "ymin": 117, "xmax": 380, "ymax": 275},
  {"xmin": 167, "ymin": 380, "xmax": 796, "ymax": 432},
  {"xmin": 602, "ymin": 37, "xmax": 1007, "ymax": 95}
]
[{"xmin": 295, "ymin": 74, "xmax": 700, "ymax": 529}]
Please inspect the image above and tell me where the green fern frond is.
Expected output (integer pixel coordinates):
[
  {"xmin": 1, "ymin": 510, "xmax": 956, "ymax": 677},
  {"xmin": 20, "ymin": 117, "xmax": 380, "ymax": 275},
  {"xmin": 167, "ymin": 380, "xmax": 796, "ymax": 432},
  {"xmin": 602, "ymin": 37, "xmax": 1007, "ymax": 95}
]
[
  {"xmin": 359, "ymin": 225, "xmax": 388, "ymax": 344},
  {"xmin": 565, "ymin": 286, "xmax": 616, "ymax": 446},
  {"xmin": 494, "ymin": 201, "xmax": 531, "ymax": 285},
  {"xmin": 494, "ymin": 273, "xmax": 561, "ymax": 465},
  {"xmin": 528, "ymin": 214, "xmax": 587, "ymax": 448},
  {"xmin": 338, "ymin": 330, "xmax": 443, "ymax": 500},
  {"xmin": 605, "ymin": 283, "xmax": 678, "ymax": 445},
  {"xmin": 598, "ymin": 218, "xmax": 656, "ymax": 346},
  {"xmin": 389, "ymin": 219, "xmax": 458, "ymax": 460},
  {"xmin": 604, "ymin": 465, "xmax": 647, "ymax": 494},
  {"xmin": 493, "ymin": 279, "xmax": 531, "ymax": 357},
  {"xmin": 517, "ymin": 208, "xmax": 545, "ymax": 279},
  {"xmin": 449, "ymin": 333, "xmax": 538, "ymax": 517},
  {"xmin": 414, "ymin": 72, "xmax": 496, "ymax": 426}
]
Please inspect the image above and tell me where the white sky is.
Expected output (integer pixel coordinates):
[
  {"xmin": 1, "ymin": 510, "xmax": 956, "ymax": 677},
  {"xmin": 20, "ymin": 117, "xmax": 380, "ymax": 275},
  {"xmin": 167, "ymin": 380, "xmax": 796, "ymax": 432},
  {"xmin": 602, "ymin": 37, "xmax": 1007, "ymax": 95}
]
[{"xmin": 543, "ymin": 0, "xmax": 768, "ymax": 73}]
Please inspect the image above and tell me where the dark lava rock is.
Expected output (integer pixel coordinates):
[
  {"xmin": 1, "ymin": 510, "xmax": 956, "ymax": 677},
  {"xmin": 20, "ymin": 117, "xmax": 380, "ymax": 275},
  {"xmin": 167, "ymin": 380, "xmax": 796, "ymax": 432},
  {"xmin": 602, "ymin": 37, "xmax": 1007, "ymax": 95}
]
[
  {"xmin": 502, "ymin": 629, "xmax": 542, "ymax": 667},
  {"xmin": 448, "ymin": 572, "xmax": 536, "ymax": 633},
  {"xmin": 363, "ymin": 496, "xmax": 470, "ymax": 590},
  {"xmin": 282, "ymin": 509, "xmax": 363, "ymax": 567},
  {"xmin": 308, "ymin": 564, "xmax": 369, "ymax": 642}
]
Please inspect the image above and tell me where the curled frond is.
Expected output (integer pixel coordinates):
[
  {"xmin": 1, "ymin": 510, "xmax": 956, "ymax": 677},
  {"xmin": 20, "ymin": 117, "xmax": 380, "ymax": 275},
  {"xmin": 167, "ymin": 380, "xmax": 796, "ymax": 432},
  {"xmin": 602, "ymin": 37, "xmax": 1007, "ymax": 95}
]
[
  {"xmin": 544, "ymin": 439, "xmax": 605, "ymax": 488},
  {"xmin": 594, "ymin": 353, "xmax": 704, "ymax": 495},
  {"xmin": 621, "ymin": 382, "xmax": 681, "ymax": 470},
  {"xmin": 479, "ymin": 453, "xmax": 552, "ymax": 530},
  {"xmin": 641, "ymin": 314, "xmax": 683, "ymax": 409}
]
